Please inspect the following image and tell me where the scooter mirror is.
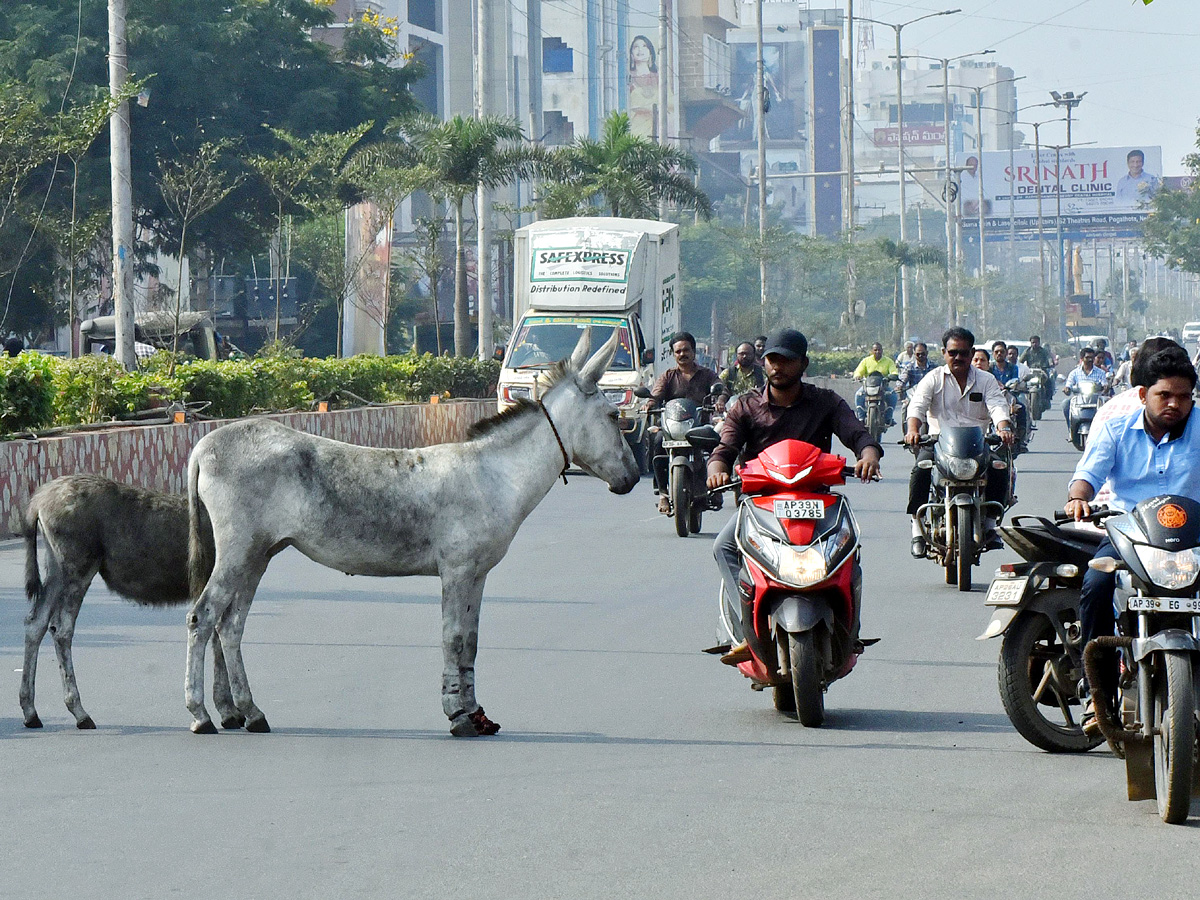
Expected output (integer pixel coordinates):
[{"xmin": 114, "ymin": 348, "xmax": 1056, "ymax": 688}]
[{"xmin": 632, "ymin": 386, "xmax": 652, "ymax": 399}]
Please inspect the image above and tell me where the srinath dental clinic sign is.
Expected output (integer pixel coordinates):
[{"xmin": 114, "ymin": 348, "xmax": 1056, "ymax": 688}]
[{"xmin": 963, "ymin": 145, "xmax": 1164, "ymax": 220}]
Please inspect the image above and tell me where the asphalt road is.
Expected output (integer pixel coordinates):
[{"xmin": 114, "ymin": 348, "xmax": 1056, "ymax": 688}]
[{"xmin": 3, "ymin": 411, "xmax": 1199, "ymax": 899}]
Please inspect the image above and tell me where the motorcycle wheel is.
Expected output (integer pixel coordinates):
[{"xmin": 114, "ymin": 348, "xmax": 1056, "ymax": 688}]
[
  {"xmin": 1153, "ymin": 652, "xmax": 1195, "ymax": 824},
  {"xmin": 687, "ymin": 469, "xmax": 703, "ymax": 534},
  {"xmin": 998, "ymin": 611, "xmax": 1102, "ymax": 753},
  {"xmin": 773, "ymin": 685, "xmax": 796, "ymax": 714},
  {"xmin": 670, "ymin": 468, "xmax": 690, "ymax": 538},
  {"xmin": 688, "ymin": 503, "xmax": 703, "ymax": 534},
  {"xmin": 1072, "ymin": 430, "xmax": 1087, "ymax": 452},
  {"xmin": 788, "ymin": 631, "xmax": 825, "ymax": 727},
  {"xmin": 956, "ymin": 507, "xmax": 974, "ymax": 592}
]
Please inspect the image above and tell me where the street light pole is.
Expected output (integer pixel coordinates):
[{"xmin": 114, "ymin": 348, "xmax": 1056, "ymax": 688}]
[
  {"xmin": 1050, "ymin": 90, "xmax": 1086, "ymax": 147},
  {"xmin": 756, "ymin": 0, "xmax": 767, "ymax": 331},
  {"xmin": 108, "ymin": 0, "xmax": 136, "ymax": 369},
  {"xmin": 858, "ymin": 9, "xmax": 960, "ymax": 342}
]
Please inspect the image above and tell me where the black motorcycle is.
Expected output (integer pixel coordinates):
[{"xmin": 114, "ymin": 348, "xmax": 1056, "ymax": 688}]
[
  {"xmin": 636, "ymin": 385, "xmax": 722, "ymax": 537},
  {"xmin": 910, "ymin": 426, "xmax": 1012, "ymax": 591},
  {"xmin": 980, "ymin": 513, "xmax": 1108, "ymax": 753}
]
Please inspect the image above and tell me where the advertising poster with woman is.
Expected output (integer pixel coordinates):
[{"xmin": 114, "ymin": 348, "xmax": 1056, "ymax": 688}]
[{"xmin": 627, "ymin": 34, "xmax": 660, "ymax": 138}]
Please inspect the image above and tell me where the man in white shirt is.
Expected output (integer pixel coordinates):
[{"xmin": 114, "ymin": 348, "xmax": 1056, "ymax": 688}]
[
  {"xmin": 1114, "ymin": 149, "xmax": 1159, "ymax": 206},
  {"xmin": 904, "ymin": 326, "xmax": 1015, "ymax": 557}
]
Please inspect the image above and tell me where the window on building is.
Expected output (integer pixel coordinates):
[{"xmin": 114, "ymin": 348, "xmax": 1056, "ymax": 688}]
[
  {"xmin": 543, "ymin": 110, "xmax": 574, "ymax": 145},
  {"xmin": 407, "ymin": 0, "xmax": 440, "ymax": 32},
  {"xmin": 409, "ymin": 40, "xmax": 442, "ymax": 115},
  {"xmin": 543, "ymin": 38, "xmax": 573, "ymax": 74},
  {"xmin": 703, "ymin": 35, "xmax": 732, "ymax": 92}
]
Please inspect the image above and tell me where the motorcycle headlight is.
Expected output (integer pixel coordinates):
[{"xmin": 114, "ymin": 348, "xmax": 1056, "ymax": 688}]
[
  {"xmin": 778, "ymin": 545, "xmax": 828, "ymax": 588},
  {"xmin": 740, "ymin": 506, "xmax": 780, "ymax": 571},
  {"xmin": 1134, "ymin": 546, "xmax": 1200, "ymax": 591},
  {"xmin": 823, "ymin": 511, "xmax": 856, "ymax": 572},
  {"xmin": 946, "ymin": 457, "xmax": 978, "ymax": 480}
]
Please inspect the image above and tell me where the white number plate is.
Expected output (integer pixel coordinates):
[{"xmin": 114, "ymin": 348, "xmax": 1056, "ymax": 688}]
[
  {"xmin": 773, "ymin": 499, "xmax": 825, "ymax": 519},
  {"xmin": 984, "ymin": 577, "xmax": 1028, "ymax": 606},
  {"xmin": 1126, "ymin": 596, "xmax": 1200, "ymax": 613},
  {"xmin": 662, "ymin": 440, "xmax": 690, "ymax": 449}
]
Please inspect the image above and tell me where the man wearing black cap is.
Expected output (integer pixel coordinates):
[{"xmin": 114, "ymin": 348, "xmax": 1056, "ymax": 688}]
[{"xmin": 706, "ymin": 328, "xmax": 882, "ymax": 662}]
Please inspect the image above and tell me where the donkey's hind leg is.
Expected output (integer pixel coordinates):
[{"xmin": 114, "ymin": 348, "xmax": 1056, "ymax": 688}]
[
  {"xmin": 210, "ymin": 626, "xmax": 244, "ymax": 730},
  {"xmin": 20, "ymin": 571, "xmax": 57, "ymax": 728},
  {"xmin": 216, "ymin": 588, "xmax": 269, "ymax": 732},
  {"xmin": 186, "ymin": 582, "xmax": 233, "ymax": 734},
  {"xmin": 440, "ymin": 571, "xmax": 498, "ymax": 737},
  {"xmin": 47, "ymin": 575, "xmax": 96, "ymax": 729}
]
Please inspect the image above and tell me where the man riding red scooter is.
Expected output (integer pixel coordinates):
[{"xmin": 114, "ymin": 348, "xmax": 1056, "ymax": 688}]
[{"xmin": 703, "ymin": 329, "xmax": 881, "ymax": 724}]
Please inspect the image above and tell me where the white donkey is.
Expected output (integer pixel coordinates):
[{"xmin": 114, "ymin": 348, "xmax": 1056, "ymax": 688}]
[{"xmin": 185, "ymin": 329, "xmax": 638, "ymax": 736}]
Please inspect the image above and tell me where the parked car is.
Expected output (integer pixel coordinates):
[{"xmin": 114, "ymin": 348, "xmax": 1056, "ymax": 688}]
[{"xmin": 1181, "ymin": 321, "xmax": 1200, "ymax": 343}]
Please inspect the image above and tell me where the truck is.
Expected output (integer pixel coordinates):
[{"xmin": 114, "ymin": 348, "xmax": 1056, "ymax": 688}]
[{"xmin": 497, "ymin": 217, "xmax": 682, "ymax": 470}]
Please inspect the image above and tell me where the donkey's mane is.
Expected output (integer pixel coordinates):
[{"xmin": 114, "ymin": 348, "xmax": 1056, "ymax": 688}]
[{"xmin": 466, "ymin": 360, "xmax": 575, "ymax": 441}]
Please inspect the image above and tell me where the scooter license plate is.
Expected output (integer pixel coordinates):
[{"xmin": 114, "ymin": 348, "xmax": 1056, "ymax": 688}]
[
  {"xmin": 661, "ymin": 440, "xmax": 691, "ymax": 449},
  {"xmin": 984, "ymin": 577, "xmax": 1028, "ymax": 606},
  {"xmin": 773, "ymin": 499, "xmax": 825, "ymax": 519},
  {"xmin": 1126, "ymin": 596, "xmax": 1200, "ymax": 613}
]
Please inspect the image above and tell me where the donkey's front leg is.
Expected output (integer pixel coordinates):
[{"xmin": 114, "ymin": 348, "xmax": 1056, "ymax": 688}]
[{"xmin": 440, "ymin": 571, "xmax": 499, "ymax": 737}]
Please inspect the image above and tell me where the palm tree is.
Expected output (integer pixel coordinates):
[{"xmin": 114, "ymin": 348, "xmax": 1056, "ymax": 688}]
[
  {"xmin": 544, "ymin": 112, "xmax": 712, "ymax": 221},
  {"xmin": 876, "ymin": 238, "xmax": 946, "ymax": 346},
  {"xmin": 390, "ymin": 115, "xmax": 546, "ymax": 356}
]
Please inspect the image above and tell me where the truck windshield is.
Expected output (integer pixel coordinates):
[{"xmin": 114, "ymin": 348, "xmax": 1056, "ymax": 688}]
[{"xmin": 508, "ymin": 319, "xmax": 635, "ymax": 370}]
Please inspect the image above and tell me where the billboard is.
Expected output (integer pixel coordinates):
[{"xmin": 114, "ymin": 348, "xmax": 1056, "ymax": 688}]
[
  {"xmin": 720, "ymin": 41, "xmax": 803, "ymax": 145},
  {"xmin": 958, "ymin": 146, "xmax": 1163, "ymax": 234},
  {"xmin": 874, "ymin": 125, "xmax": 946, "ymax": 147}
]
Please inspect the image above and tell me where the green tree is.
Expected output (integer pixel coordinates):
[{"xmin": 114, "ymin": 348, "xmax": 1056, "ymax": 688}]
[
  {"xmin": 1143, "ymin": 125, "xmax": 1200, "ymax": 275},
  {"xmin": 391, "ymin": 114, "xmax": 546, "ymax": 356},
  {"xmin": 543, "ymin": 112, "xmax": 712, "ymax": 220}
]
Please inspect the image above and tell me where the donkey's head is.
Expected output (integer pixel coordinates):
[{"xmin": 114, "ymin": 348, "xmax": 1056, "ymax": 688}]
[{"xmin": 541, "ymin": 328, "xmax": 639, "ymax": 494}]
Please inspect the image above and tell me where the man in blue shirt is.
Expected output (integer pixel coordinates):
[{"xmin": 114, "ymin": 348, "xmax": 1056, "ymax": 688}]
[
  {"xmin": 1061, "ymin": 346, "xmax": 1108, "ymax": 425},
  {"xmin": 1064, "ymin": 345, "xmax": 1200, "ymax": 724}
]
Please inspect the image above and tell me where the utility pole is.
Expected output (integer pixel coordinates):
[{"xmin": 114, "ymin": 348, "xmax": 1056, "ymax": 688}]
[
  {"xmin": 860, "ymin": 8, "xmax": 961, "ymax": 340},
  {"xmin": 1050, "ymin": 90, "xmax": 1085, "ymax": 147},
  {"xmin": 845, "ymin": 0, "xmax": 857, "ymax": 336},
  {"xmin": 108, "ymin": 0, "xmax": 136, "ymax": 369},
  {"xmin": 756, "ymin": 0, "xmax": 767, "ymax": 331},
  {"xmin": 659, "ymin": 0, "xmax": 670, "ymax": 218},
  {"xmin": 475, "ymin": 0, "xmax": 493, "ymax": 360}
]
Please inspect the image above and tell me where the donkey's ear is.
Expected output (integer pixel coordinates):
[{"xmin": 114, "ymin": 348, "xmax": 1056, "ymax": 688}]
[
  {"xmin": 568, "ymin": 326, "xmax": 592, "ymax": 371},
  {"xmin": 580, "ymin": 329, "xmax": 620, "ymax": 386}
]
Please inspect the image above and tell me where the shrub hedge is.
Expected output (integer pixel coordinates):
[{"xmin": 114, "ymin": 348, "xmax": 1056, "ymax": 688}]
[
  {"xmin": 0, "ymin": 352, "xmax": 502, "ymax": 437},
  {"xmin": 806, "ymin": 351, "xmax": 860, "ymax": 377}
]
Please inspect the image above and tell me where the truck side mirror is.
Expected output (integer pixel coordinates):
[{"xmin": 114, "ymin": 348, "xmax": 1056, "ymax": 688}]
[
  {"xmin": 493, "ymin": 345, "xmax": 505, "ymax": 362},
  {"xmin": 640, "ymin": 349, "xmax": 655, "ymax": 366}
]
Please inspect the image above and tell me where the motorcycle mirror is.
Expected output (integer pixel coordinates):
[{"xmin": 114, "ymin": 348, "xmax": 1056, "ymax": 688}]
[
  {"xmin": 710, "ymin": 382, "xmax": 726, "ymax": 396},
  {"xmin": 632, "ymin": 386, "xmax": 652, "ymax": 399},
  {"xmin": 686, "ymin": 425, "xmax": 722, "ymax": 451},
  {"xmin": 640, "ymin": 349, "xmax": 655, "ymax": 366}
]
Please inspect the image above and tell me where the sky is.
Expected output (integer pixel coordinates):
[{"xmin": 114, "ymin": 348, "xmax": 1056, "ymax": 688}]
[{"xmin": 856, "ymin": 0, "xmax": 1200, "ymax": 173}]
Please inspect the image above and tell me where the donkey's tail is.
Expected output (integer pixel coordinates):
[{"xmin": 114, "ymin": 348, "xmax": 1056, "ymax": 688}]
[
  {"xmin": 187, "ymin": 450, "xmax": 215, "ymax": 599},
  {"xmin": 22, "ymin": 494, "xmax": 41, "ymax": 603}
]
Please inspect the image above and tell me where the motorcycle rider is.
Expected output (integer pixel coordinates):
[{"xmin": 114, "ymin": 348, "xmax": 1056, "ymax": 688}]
[
  {"xmin": 719, "ymin": 341, "xmax": 766, "ymax": 395},
  {"xmin": 1004, "ymin": 345, "xmax": 1033, "ymax": 452},
  {"xmin": 1020, "ymin": 335, "xmax": 1055, "ymax": 407},
  {"xmin": 896, "ymin": 340, "xmax": 917, "ymax": 368},
  {"xmin": 1093, "ymin": 338, "xmax": 1115, "ymax": 371},
  {"xmin": 991, "ymin": 341, "xmax": 1017, "ymax": 384},
  {"xmin": 706, "ymin": 328, "xmax": 882, "ymax": 661},
  {"xmin": 647, "ymin": 331, "xmax": 728, "ymax": 514},
  {"xmin": 1061, "ymin": 346, "xmax": 1108, "ymax": 429},
  {"xmin": 904, "ymin": 327, "xmax": 1015, "ymax": 558},
  {"xmin": 853, "ymin": 342, "xmax": 899, "ymax": 427},
  {"xmin": 899, "ymin": 342, "xmax": 936, "ymax": 391},
  {"xmin": 1064, "ymin": 344, "xmax": 1200, "ymax": 728}
]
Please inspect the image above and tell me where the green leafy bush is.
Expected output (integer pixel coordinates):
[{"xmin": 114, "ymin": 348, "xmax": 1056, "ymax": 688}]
[
  {"xmin": 806, "ymin": 351, "xmax": 860, "ymax": 377},
  {"xmin": 0, "ymin": 351, "xmax": 502, "ymax": 436}
]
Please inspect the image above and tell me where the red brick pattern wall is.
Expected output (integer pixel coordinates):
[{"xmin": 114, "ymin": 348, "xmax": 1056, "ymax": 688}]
[{"xmin": 1, "ymin": 399, "xmax": 496, "ymax": 537}]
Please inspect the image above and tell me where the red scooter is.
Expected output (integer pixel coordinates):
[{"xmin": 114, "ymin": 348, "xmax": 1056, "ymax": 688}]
[{"xmin": 706, "ymin": 439, "xmax": 868, "ymax": 726}]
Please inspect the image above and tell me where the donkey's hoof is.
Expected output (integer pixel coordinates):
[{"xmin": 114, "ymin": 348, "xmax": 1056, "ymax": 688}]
[
  {"xmin": 24, "ymin": 713, "xmax": 43, "ymax": 729},
  {"xmin": 469, "ymin": 708, "xmax": 501, "ymax": 736},
  {"xmin": 76, "ymin": 716, "xmax": 96, "ymax": 730},
  {"xmin": 191, "ymin": 719, "xmax": 219, "ymax": 735},
  {"xmin": 221, "ymin": 714, "xmax": 246, "ymax": 730},
  {"xmin": 449, "ymin": 712, "xmax": 481, "ymax": 737},
  {"xmin": 245, "ymin": 715, "xmax": 271, "ymax": 733}
]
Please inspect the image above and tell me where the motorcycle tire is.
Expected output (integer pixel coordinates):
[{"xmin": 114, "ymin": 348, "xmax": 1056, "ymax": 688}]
[
  {"xmin": 998, "ymin": 611, "xmax": 1102, "ymax": 753},
  {"xmin": 1072, "ymin": 430, "xmax": 1087, "ymax": 452},
  {"xmin": 956, "ymin": 506, "xmax": 974, "ymax": 592},
  {"xmin": 670, "ymin": 468, "xmax": 690, "ymax": 538},
  {"xmin": 688, "ymin": 500, "xmax": 703, "ymax": 535},
  {"xmin": 773, "ymin": 685, "xmax": 796, "ymax": 714},
  {"xmin": 1153, "ymin": 651, "xmax": 1195, "ymax": 824},
  {"xmin": 788, "ymin": 630, "xmax": 824, "ymax": 727}
]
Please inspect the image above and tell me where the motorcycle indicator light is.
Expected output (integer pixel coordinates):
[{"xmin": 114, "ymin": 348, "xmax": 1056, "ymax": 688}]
[
  {"xmin": 1054, "ymin": 564, "xmax": 1079, "ymax": 578},
  {"xmin": 1133, "ymin": 546, "xmax": 1200, "ymax": 590}
]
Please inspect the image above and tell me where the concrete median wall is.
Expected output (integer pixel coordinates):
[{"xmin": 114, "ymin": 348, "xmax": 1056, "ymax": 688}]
[{"xmin": 0, "ymin": 399, "xmax": 496, "ymax": 538}]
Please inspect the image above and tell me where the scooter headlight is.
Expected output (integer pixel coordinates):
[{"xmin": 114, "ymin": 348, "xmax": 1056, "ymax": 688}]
[
  {"xmin": 739, "ymin": 505, "xmax": 780, "ymax": 571},
  {"xmin": 946, "ymin": 457, "xmax": 978, "ymax": 480},
  {"xmin": 778, "ymin": 545, "xmax": 828, "ymax": 588},
  {"xmin": 1133, "ymin": 546, "xmax": 1200, "ymax": 591},
  {"xmin": 823, "ymin": 510, "xmax": 857, "ymax": 572}
]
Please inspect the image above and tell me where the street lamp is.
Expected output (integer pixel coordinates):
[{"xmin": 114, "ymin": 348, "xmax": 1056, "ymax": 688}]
[
  {"xmin": 1016, "ymin": 117, "xmax": 1067, "ymax": 330},
  {"xmin": 899, "ymin": 49, "xmax": 994, "ymax": 327},
  {"xmin": 1045, "ymin": 140, "xmax": 1097, "ymax": 300},
  {"xmin": 858, "ymin": 8, "xmax": 960, "ymax": 340},
  {"xmin": 1049, "ymin": 90, "xmax": 1086, "ymax": 146},
  {"xmin": 952, "ymin": 75, "xmax": 1023, "ymax": 335}
]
